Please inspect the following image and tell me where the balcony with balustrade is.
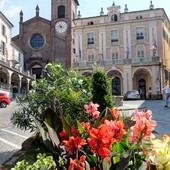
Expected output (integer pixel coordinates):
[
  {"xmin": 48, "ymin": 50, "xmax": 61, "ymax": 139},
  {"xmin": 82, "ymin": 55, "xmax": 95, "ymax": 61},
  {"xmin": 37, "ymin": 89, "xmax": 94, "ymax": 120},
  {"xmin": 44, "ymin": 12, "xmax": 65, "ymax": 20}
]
[
  {"xmin": 73, "ymin": 56, "xmax": 160, "ymax": 69},
  {"xmin": 10, "ymin": 53, "xmax": 20, "ymax": 64}
]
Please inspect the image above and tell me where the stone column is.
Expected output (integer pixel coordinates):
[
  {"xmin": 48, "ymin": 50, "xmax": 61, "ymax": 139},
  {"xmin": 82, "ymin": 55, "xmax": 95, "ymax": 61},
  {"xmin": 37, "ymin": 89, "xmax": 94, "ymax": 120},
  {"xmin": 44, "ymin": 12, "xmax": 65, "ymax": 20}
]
[
  {"xmin": 26, "ymin": 78, "xmax": 31, "ymax": 92},
  {"xmin": 18, "ymin": 75, "xmax": 23, "ymax": 95},
  {"xmin": 7, "ymin": 70, "xmax": 13, "ymax": 91}
]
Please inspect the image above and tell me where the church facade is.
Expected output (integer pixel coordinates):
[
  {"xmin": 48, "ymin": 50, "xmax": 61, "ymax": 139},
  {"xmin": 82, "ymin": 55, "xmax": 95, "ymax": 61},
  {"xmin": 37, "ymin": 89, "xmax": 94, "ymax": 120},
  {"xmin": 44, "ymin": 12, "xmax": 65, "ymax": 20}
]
[{"xmin": 12, "ymin": 0, "xmax": 79, "ymax": 79}]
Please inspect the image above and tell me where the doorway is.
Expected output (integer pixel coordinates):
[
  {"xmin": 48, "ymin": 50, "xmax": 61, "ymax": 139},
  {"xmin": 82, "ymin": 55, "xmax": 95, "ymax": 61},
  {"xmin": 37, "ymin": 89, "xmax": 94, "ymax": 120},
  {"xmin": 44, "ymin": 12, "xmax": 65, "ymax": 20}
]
[
  {"xmin": 112, "ymin": 77, "xmax": 121, "ymax": 95},
  {"xmin": 138, "ymin": 79, "xmax": 146, "ymax": 99}
]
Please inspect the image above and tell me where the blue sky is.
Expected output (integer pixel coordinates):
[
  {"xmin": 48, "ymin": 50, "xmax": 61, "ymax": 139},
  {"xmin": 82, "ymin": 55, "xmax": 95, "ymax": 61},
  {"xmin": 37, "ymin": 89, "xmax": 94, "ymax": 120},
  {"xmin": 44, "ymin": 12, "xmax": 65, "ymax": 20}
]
[{"xmin": 0, "ymin": 0, "xmax": 170, "ymax": 36}]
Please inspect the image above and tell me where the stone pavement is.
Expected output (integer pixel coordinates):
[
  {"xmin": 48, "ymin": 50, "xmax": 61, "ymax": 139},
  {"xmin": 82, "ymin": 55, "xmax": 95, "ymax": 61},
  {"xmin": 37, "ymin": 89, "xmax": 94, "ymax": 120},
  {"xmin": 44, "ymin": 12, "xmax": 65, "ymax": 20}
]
[{"xmin": 120, "ymin": 99, "xmax": 170, "ymax": 136}]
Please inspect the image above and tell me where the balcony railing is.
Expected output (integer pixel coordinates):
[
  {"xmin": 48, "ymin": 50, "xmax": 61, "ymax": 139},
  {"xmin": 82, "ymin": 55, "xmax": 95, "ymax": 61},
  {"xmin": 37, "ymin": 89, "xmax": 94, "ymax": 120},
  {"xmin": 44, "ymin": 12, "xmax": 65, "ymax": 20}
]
[
  {"xmin": 73, "ymin": 56, "xmax": 160, "ymax": 68},
  {"xmin": 10, "ymin": 54, "xmax": 20, "ymax": 64}
]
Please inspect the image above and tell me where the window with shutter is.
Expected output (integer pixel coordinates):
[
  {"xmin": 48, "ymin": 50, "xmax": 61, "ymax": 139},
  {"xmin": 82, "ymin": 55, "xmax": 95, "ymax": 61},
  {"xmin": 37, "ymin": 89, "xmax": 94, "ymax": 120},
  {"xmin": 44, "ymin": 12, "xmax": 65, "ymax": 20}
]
[{"xmin": 111, "ymin": 30, "xmax": 119, "ymax": 46}]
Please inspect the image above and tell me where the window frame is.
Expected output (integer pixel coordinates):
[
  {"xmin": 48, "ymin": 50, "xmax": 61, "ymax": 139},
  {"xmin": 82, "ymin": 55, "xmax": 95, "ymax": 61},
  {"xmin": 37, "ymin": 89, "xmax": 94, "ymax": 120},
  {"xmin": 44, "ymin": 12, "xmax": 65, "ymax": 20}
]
[
  {"xmin": 58, "ymin": 5, "xmax": 65, "ymax": 18},
  {"xmin": 30, "ymin": 34, "xmax": 45, "ymax": 49},
  {"xmin": 136, "ymin": 27, "xmax": 144, "ymax": 40},
  {"xmin": 111, "ymin": 30, "xmax": 119, "ymax": 46},
  {"xmin": 87, "ymin": 54, "xmax": 94, "ymax": 62},
  {"xmin": 1, "ymin": 24, "xmax": 6, "ymax": 36},
  {"xmin": 87, "ymin": 32, "xmax": 94, "ymax": 45},
  {"xmin": 112, "ymin": 52, "xmax": 119, "ymax": 60},
  {"xmin": 137, "ymin": 49, "xmax": 144, "ymax": 58}
]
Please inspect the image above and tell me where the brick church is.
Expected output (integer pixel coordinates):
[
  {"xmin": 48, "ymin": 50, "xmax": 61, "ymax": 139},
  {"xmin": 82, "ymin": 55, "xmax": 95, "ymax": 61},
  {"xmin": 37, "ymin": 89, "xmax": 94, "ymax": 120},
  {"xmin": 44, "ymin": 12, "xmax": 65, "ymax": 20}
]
[{"xmin": 12, "ymin": 0, "xmax": 79, "ymax": 79}]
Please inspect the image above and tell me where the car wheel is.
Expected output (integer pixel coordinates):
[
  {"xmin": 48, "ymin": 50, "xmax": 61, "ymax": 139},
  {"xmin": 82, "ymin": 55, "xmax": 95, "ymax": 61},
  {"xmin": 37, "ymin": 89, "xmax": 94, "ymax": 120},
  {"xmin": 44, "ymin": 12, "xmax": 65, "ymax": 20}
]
[{"xmin": 0, "ymin": 102, "xmax": 7, "ymax": 108}]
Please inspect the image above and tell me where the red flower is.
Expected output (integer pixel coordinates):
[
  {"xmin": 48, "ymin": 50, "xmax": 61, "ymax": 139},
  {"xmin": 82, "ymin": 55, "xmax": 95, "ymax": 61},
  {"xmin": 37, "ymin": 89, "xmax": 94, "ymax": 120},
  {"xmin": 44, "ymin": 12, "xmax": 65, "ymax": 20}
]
[
  {"xmin": 74, "ymin": 136, "xmax": 87, "ymax": 150},
  {"xmin": 87, "ymin": 119, "xmax": 126, "ymax": 162},
  {"xmin": 63, "ymin": 136, "xmax": 75, "ymax": 154},
  {"xmin": 63, "ymin": 136, "xmax": 86, "ymax": 154},
  {"xmin": 81, "ymin": 122, "xmax": 91, "ymax": 133},
  {"xmin": 68, "ymin": 155, "xmax": 86, "ymax": 170},
  {"xmin": 59, "ymin": 129, "xmax": 67, "ymax": 140},
  {"xmin": 110, "ymin": 107, "xmax": 119, "ymax": 120},
  {"xmin": 72, "ymin": 128, "xmax": 79, "ymax": 137}
]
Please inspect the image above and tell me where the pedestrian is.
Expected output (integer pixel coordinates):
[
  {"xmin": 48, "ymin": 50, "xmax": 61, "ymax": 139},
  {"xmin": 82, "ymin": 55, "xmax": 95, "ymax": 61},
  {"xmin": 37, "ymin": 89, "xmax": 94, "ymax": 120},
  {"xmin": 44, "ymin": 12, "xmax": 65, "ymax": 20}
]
[{"xmin": 162, "ymin": 82, "xmax": 170, "ymax": 107}]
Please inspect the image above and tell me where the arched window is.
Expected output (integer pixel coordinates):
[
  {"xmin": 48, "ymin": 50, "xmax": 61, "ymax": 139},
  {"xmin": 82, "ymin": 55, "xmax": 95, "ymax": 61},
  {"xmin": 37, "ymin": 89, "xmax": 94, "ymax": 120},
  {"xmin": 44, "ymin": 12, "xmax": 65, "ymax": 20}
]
[
  {"xmin": 58, "ymin": 5, "xmax": 65, "ymax": 18},
  {"xmin": 87, "ymin": 21, "xmax": 94, "ymax": 25},
  {"xmin": 111, "ymin": 14, "xmax": 118, "ymax": 22},
  {"xmin": 32, "ymin": 65, "xmax": 42, "ymax": 79},
  {"xmin": 112, "ymin": 77, "xmax": 121, "ymax": 95}
]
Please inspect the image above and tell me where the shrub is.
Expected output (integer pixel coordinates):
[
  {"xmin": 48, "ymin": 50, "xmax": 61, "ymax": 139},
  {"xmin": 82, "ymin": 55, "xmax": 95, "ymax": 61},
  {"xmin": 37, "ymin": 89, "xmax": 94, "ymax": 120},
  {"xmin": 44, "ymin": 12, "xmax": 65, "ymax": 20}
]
[
  {"xmin": 10, "ymin": 63, "xmax": 92, "ymax": 132},
  {"xmin": 92, "ymin": 70, "xmax": 114, "ymax": 113}
]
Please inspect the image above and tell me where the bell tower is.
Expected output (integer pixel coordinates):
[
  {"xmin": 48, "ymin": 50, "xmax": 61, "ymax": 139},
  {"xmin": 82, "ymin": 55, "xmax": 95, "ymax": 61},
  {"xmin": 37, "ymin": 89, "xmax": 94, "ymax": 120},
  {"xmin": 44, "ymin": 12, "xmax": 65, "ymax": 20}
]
[{"xmin": 51, "ymin": 0, "xmax": 79, "ymax": 68}]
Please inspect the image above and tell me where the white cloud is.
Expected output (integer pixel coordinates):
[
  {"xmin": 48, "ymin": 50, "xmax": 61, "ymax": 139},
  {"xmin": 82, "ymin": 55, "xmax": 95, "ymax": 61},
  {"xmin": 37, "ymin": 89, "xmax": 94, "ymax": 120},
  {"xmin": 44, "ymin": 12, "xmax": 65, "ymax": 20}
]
[
  {"xmin": 5, "ymin": 6, "xmax": 21, "ymax": 18},
  {"xmin": 0, "ymin": 0, "xmax": 21, "ymax": 19},
  {"xmin": 0, "ymin": 0, "xmax": 11, "ymax": 10}
]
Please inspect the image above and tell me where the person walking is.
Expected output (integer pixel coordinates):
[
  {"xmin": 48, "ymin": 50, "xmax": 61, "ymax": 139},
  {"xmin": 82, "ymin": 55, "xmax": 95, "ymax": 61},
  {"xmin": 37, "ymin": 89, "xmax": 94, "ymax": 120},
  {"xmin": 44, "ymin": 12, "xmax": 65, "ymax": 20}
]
[{"xmin": 162, "ymin": 82, "xmax": 170, "ymax": 107}]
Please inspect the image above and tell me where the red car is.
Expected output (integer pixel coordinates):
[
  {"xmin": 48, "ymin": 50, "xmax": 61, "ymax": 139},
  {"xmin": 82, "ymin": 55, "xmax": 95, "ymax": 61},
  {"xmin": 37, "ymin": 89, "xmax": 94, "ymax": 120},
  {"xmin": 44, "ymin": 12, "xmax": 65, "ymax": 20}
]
[{"xmin": 0, "ymin": 92, "xmax": 11, "ymax": 108}]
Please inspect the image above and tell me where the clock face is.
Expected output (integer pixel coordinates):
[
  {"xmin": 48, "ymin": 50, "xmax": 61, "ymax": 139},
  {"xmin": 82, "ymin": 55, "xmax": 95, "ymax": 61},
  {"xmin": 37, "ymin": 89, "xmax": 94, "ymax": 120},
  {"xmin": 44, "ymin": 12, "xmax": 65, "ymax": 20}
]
[{"xmin": 55, "ymin": 21, "xmax": 68, "ymax": 33}]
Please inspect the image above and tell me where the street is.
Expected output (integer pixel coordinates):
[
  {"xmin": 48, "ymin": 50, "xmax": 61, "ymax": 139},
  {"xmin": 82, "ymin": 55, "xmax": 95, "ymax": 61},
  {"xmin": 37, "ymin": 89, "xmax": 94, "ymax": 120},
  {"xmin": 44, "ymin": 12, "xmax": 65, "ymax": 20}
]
[{"xmin": 0, "ymin": 102, "xmax": 33, "ymax": 165}]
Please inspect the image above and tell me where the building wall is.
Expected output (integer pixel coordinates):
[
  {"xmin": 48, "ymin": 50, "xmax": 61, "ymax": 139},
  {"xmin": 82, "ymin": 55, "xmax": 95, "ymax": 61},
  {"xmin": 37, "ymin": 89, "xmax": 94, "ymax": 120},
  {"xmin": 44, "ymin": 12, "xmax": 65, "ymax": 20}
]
[
  {"xmin": 73, "ymin": 4, "xmax": 170, "ymax": 98},
  {"xmin": 0, "ymin": 12, "xmax": 35, "ymax": 97}
]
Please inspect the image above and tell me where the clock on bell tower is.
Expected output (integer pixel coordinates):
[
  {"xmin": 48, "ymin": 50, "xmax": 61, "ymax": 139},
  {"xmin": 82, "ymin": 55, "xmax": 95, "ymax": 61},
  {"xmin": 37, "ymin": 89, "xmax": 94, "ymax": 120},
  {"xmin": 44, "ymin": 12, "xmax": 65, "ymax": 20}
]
[{"xmin": 51, "ymin": 0, "xmax": 79, "ymax": 68}]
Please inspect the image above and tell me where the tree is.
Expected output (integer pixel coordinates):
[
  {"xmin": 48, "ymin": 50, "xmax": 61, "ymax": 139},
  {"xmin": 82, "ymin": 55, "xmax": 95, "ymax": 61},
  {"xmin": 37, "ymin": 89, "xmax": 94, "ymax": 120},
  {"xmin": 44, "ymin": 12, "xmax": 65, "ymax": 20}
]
[{"xmin": 92, "ymin": 70, "xmax": 114, "ymax": 113}]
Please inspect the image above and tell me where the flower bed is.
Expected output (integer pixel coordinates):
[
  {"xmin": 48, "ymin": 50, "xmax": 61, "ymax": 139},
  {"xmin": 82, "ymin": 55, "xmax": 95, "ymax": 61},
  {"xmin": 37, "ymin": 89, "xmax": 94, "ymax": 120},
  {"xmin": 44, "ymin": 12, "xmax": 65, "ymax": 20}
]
[{"xmin": 10, "ymin": 101, "xmax": 170, "ymax": 170}]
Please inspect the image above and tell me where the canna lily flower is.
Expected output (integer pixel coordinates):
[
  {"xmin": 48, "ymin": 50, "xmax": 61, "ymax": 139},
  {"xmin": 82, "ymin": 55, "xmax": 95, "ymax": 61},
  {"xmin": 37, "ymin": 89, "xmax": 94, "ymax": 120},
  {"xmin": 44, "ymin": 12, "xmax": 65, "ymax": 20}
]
[
  {"xmin": 84, "ymin": 102, "xmax": 100, "ymax": 121},
  {"xmin": 88, "ymin": 120, "xmax": 126, "ymax": 162},
  {"xmin": 149, "ymin": 134, "xmax": 170, "ymax": 169},
  {"xmin": 74, "ymin": 136, "xmax": 87, "ymax": 150},
  {"xmin": 81, "ymin": 122, "xmax": 91, "ymax": 133},
  {"xmin": 129, "ymin": 109, "xmax": 156, "ymax": 143},
  {"xmin": 63, "ymin": 136, "xmax": 87, "ymax": 155},
  {"xmin": 68, "ymin": 155, "xmax": 86, "ymax": 170},
  {"xmin": 110, "ymin": 107, "xmax": 119, "ymax": 120}
]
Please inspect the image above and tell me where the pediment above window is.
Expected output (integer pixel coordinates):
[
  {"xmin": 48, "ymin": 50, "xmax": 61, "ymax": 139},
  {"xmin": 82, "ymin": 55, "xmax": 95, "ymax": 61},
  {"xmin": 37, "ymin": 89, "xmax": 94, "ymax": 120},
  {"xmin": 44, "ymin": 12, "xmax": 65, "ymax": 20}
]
[{"xmin": 107, "ymin": 5, "xmax": 120, "ymax": 22}]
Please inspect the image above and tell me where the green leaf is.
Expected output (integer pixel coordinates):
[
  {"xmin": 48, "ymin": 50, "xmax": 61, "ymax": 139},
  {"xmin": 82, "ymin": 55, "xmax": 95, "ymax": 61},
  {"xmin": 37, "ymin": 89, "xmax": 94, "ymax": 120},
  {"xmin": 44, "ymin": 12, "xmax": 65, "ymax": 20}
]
[
  {"xmin": 60, "ymin": 114, "xmax": 72, "ymax": 137},
  {"xmin": 44, "ymin": 122, "xmax": 60, "ymax": 148},
  {"xmin": 32, "ymin": 116, "xmax": 53, "ymax": 151},
  {"xmin": 86, "ymin": 154, "xmax": 98, "ymax": 165},
  {"xmin": 97, "ymin": 114, "xmax": 111, "ymax": 126},
  {"xmin": 85, "ymin": 161, "xmax": 91, "ymax": 170},
  {"xmin": 102, "ymin": 158, "xmax": 111, "ymax": 170},
  {"xmin": 112, "ymin": 141, "xmax": 122, "ymax": 164},
  {"xmin": 66, "ymin": 114, "xmax": 72, "ymax": 124},
  {"xmin": 44, "ymin": 108, "xmax": 62, "ymax": 132},
  {"xmin": 138, "ymin": 162, "xmax": 147, "ymax": 170},
  {"xmin": 117, "ymin": 150, "xmax": 131, "ymax": 170},
  {"xmin": 77, "ymin": 120, "xmax": 85, "ymax": 135}
]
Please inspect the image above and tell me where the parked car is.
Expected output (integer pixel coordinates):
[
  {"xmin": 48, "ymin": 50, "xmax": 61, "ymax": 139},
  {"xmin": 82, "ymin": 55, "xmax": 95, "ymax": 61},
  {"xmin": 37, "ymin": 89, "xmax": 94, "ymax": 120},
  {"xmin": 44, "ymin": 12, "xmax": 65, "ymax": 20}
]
[
  {"xmin": 0, "ymin": 92, "xmax": 11, "ymax": 108},
  {"xmin": 124, "ymin": 90, "xmax": 141, "ymax": 100}
]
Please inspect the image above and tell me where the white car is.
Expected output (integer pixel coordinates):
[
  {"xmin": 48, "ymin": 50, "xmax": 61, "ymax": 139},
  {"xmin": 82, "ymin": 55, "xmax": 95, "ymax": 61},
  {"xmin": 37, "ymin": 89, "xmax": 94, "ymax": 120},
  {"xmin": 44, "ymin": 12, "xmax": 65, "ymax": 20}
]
[{"xmin": 124, "ymin": 90, "xmax": 141, "ymax": 100}]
